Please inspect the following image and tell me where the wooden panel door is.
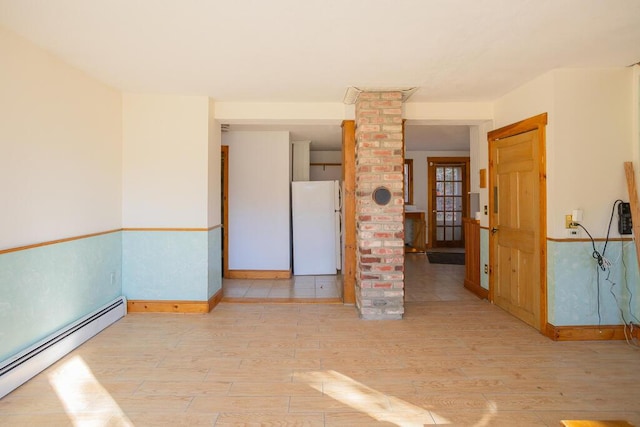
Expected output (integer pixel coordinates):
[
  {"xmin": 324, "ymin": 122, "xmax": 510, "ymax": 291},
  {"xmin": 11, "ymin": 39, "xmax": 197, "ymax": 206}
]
[{"xmin": 489, "ymin": 128, "xmax": 543, "ymax": 329}]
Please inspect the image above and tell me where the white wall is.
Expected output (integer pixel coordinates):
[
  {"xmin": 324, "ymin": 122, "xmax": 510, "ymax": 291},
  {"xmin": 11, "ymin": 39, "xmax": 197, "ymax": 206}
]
[
  {"xmin": 309, "ymin": 150, "xmax": 342, "ymax": 181},
  {"xmin": 223, "ymin": 131, "xmax": 291, "ymax": 271},
  {"xmin": 493, "ymin": 72, "xmax": 555, "ymax": 130},
  {"xmin": 310, "ymin": 151, "xmax": 342, "ymax": 163},
  {"xmin": 310, "ymin": 165, "xmax": 342, "ymax": 181},
  {"xmin": 215, "ymin": 102, "xmax": 346, "ymax": 123},
  {"xmin": 634, "ymin": 65, "xmax": 640, "ymax": 320},
  {"xmin": 634, "ymin": 65, "xmax": 640, "ymax": 182},
  {"xmin": 208, "ymin": 99, "xmax": 221, "ymax": 227},
  {"xmin": 470, "ymin": 121, "xmax": 493, "ymax": 227},
  {"xmin": 0, "ymin": 27, "xmax": 122, "ymax": 249},
  {"xmin": 122, "ymin": 94, "xmax": 210, "ymax": 228},
  {"xmin": 551, "ymin": 68, "xmax": 633, "ymax": 238}
]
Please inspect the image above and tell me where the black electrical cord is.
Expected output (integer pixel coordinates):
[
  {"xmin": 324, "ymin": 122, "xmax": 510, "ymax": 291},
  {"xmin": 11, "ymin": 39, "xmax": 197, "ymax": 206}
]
[
  {"xmin": 574, "ymin": 223, "xmax": 606, "ymax": 271},
  {"xmin": 574, "ymin": 199, "xmax": 623, "ymax": 271},
  {"xmin": 573, "ymin": 199, "xmax": 624, "ymax": 327}
]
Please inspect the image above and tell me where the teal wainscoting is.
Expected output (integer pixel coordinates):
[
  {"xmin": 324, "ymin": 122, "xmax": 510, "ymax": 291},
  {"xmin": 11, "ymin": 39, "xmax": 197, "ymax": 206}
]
[
  {"xmin": 547, "ymin": 239, "xmax": 640, "ymax": 326},
  {"xmin": 122, "ymin": 230, "xmax": 209, "ymax": 301},
  {"xmin": 479, "ymin": 227, "xmax": 489, "ymax": 290},
  {"xmin": 207, "ymin": 227, "xmax": 222, "ymax": 299},
  {"xmin": 0, "ymin": 232, "xmax": 122, "ymax": 362}
]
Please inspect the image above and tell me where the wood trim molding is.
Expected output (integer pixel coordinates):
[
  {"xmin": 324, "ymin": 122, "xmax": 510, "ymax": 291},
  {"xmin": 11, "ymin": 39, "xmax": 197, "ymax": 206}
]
[
  {"xmin": 488, "ymin": 112, "xmax": 548, "ymax": 140},
  {"xmin": 1, "ymin": 225, "xmax": 226, "ymax": 255},
  {"xmin": 126, "ymin": 289, "xmax": 223, "ymax": 314},
  {"xmin": 404, "ymin": 158, "xmax": 414, "ymax": 205},
  {"xmin": 545, "ymin": 323, "xmax": 640, "ymax": 341},
  {"xmin": 122, "ymin": 228, "xmax": 208, "ymax": 232},
  {"xmin": 547, "ymin": 237, "xmax": 633, "ymax": 243},
  {"xmin": 227, "ymin": 270, "xmax": 292, "ymax": 279},
  {"xmin": 128, "ymin": 299, "xmax": 211, "ymax": 313},
  {"xmin": 464, "ymin": 280, "xmax": 489, "ymax": 300},
  {"xmin": 624, "ymin": 162, "xmax": 640, "ymax": 272},
  {"xmin": 561, "ymin": 421, "xmax": 634, "ymax": 427},
  {"xmin": 208, "ymin": 288, "xmax": 223, "ymax": 311},
  {"xmin": 341, "ymin": 120, "xmax": 356, "ymax": 304},
  {"xmin": 0, "ymin": 229, "xmax": 121, "ymax": 255}
]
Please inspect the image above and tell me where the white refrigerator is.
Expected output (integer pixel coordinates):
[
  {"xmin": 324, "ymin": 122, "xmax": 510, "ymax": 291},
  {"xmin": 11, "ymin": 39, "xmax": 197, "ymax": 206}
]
[{"xmin": 292, "ymin": 180, "xmax": 341, "ymax": 275}]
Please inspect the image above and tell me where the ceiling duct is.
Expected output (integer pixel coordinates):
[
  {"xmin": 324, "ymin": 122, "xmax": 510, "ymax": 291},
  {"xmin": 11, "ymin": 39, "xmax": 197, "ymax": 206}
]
[{"xmin": 343, "ymin": 87, "xmax": 418, "ymax": 104}]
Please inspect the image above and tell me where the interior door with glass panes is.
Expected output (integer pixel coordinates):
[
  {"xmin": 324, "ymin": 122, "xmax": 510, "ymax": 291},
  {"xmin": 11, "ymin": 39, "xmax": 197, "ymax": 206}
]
[{"xmin": 428, "ymin": 159, "xmax": 468, "ymax": 248}]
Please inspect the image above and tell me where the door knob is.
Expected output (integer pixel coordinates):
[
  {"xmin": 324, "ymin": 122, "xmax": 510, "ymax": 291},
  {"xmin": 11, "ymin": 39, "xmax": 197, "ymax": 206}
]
[{"xmin": 491, "ymin": 227, "xmax": 499, "ymax": 234}]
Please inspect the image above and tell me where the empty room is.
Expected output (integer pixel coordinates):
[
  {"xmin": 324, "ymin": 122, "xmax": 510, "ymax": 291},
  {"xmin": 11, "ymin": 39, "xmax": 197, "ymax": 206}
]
[{"xmin": 1, "ymin": 1, "xmax": 640, "ymax": 425}]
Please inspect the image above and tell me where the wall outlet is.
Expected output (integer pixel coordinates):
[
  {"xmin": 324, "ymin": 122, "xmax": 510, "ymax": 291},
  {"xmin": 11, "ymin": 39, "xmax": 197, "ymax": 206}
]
[
  {"xmin": 110, "ymin": 272, "xmax": 116, "ymax": 285},
  {"xmin": 566, "ymin": 228, "xmax": 581, "ymax": 238},
  {"xmin": 565, "ymin": 214, "xmax": 573, "ymax": 228},
  {"xmin": 484, "ymin": 264, "xmax": 488, "ymax": 274}
]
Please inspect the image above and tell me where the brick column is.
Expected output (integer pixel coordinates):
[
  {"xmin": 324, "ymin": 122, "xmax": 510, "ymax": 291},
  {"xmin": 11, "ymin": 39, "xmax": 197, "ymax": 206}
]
[{"xmin": 355, "ymin": 92, "xmax": 404, "ymax": 320}]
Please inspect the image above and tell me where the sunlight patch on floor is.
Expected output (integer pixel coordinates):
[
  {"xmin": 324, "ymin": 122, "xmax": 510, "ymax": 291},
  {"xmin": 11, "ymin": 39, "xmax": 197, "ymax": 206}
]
[
  {"xmin": 297, "ymin": 369, "xmax": 442, "ymax": 426},
  {"xmin": 47, "ymin": 355, "xmax": 133, "ymax": 426},
  {"xmin": 474, "ymin": 400, "xmax": 498, "ymax": 427}
]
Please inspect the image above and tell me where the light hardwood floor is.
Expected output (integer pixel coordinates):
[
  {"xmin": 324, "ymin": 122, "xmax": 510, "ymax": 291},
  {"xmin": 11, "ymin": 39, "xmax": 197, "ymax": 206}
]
[{"xmin": 1, "ymin": 255, "xmax": 639, "ymax": 426}]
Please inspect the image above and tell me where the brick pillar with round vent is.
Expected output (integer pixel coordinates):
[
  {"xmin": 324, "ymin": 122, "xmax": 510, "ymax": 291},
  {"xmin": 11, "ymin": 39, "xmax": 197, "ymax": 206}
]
[{"xmin": 355, "ymin": 91, "xmax": 405, "ymax": 320}]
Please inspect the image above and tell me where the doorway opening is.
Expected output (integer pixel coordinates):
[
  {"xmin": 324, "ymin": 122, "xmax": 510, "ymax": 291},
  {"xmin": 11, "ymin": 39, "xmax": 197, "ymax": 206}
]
[{"xmin": 427, "ymin": 157, "xmax": 471, "ymax": 250}]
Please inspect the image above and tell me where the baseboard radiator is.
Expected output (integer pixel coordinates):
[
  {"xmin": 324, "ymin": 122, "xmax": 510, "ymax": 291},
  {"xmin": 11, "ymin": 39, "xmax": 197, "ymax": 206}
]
[{"xmin": 0, "ymin": 296, "xmax": 127, "ymax": 399}]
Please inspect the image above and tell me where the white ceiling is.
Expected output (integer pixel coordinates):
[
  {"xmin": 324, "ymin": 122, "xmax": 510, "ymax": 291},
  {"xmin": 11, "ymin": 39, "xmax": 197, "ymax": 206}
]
[{"xmin": 1, "ymin": 0, "xmax": 639, "ymax": 150}]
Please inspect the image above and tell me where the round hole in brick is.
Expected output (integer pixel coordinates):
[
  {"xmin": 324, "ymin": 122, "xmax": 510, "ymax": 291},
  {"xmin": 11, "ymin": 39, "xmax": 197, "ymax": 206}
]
[{"xmin": 372, "ymin": 186, "xmax": 392, "ymax": 206}]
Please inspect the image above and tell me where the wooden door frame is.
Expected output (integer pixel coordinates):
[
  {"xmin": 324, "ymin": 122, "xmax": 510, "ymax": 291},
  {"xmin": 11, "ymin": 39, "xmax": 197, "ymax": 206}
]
[
  {"xmin": 341, "ymin": 120, "xmax": 356, "ymax": 304},
  {"xmin": 427, "ymin": 157, "xmax": 471, "ymax": 249},
  {"xmin": 221, "ymin": 145, "xmax": 229, "ymax": 278},
  {"xmin": 487, "ymin": 113, "xmax": 548, "ymax": 332}
]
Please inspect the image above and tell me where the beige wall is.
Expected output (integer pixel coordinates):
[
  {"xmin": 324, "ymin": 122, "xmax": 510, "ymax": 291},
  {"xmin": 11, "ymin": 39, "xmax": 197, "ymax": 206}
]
[
  {"xmin": 122, "ymin": 93, "xmax": 210, "ymax": 228},
  {"xmin": 494, "ymin": 68, "xmax": 633, "ymax": 238},
  {"xmin": 551, "ymin": 68, "xmax": 633, "ymax": 237},
  {"xmin": 208, "ymin": 99, "xmax": 221, "ymax": 227},
  {"xmin": 469, "ymin": 121, "xmax": 492, "ymax": 228},
  {"xmin": 0, "ymin": 27, "xmax": 122, "ymax": 249}
]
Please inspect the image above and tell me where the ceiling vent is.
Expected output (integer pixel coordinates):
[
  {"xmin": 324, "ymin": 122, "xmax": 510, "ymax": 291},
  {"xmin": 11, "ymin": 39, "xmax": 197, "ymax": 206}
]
[
  {"xmin": 220, "ymin": 123, "xmax": 230, "ymax": 132},
  {"xmin": 343, "ymin": 87, "xmax": 418, "ymax": 104}
]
